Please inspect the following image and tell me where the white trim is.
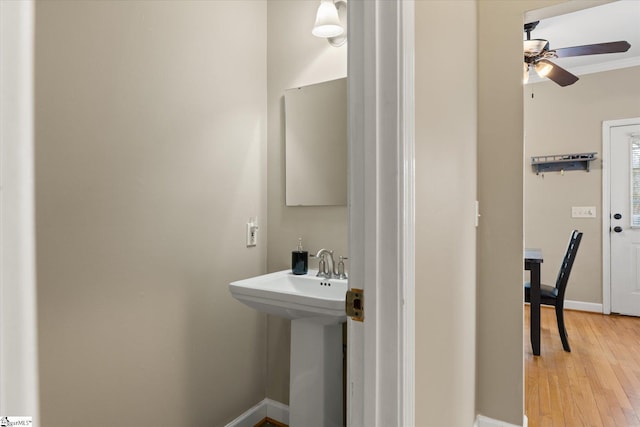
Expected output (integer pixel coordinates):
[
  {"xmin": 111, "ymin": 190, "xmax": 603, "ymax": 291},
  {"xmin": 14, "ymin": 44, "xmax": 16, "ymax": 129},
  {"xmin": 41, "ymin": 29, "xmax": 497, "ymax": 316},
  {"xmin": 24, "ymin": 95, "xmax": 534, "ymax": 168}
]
[
  {"xmin": 347, "ymin": 1, "xmax": 415, "ymax": 425},
  {"xmin": 224, "ymin": 399, "xmax": 289, "ymax": 427},
  {"xmin": 525, "ymin": 300, "xmax": 603, "ymax": 313},
  {"xmin": 564, "ymin": 300, "xmax": 603, "ymax": 313},
  {"xmin": 602, "ymin": 118, "xmax": 640, "ymax": 315},
  {"xmin": 346, "ymin": 1, "xmax": 366, "ymax": 424},
  {"xmin": 265, "ymin": 399, "xmax": 289, "ymax": 425},
  {"xmin": 400, "ymin": 2, "xmax": 415, "ymax": 426},
  {"xmin": 474, "ymin": 414, "xmax": 528, "ymax": 427},
  {"xmin": 603, "ymin": 121, "xmax": 612, "ymax": 315},
  {"xmin": 0, "ymin": 0, "xmax": 39, "ymax": 420}
]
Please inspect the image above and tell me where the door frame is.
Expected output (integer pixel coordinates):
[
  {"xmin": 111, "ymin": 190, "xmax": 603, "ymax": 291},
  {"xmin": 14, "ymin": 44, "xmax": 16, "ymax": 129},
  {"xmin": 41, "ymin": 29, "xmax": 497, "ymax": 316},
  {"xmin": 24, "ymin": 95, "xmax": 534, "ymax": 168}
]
[
  {"xmin": 602, "ymin": 117, "xmax": 640, "ymax": 315},
  {"xmin": 0, "ymin": 0, "xmax": 39, "ymax": 418},
  {"xmin": 347, "ymin": 1, "xmax": 415, "ymax": 425}
]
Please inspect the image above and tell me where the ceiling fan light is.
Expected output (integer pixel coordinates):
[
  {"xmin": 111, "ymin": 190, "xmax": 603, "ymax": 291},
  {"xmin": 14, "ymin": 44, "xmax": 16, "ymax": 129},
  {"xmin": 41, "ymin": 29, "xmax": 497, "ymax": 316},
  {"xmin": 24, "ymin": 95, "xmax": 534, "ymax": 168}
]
[
  {"xmin": 524, "ymin": 39, "xmax": 549, "ymax": 57},
  {"xmin": 535, "ymin": 61, "xmax": 553, "ymax": 78}
]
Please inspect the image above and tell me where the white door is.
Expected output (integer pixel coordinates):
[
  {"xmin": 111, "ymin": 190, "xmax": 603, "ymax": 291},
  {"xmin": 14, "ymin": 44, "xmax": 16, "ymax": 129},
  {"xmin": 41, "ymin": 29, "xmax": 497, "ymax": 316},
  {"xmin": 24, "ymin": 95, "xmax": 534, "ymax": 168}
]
[{"xmin": 610, "ymin": 123, "xmax": 640, "ymax": 316}]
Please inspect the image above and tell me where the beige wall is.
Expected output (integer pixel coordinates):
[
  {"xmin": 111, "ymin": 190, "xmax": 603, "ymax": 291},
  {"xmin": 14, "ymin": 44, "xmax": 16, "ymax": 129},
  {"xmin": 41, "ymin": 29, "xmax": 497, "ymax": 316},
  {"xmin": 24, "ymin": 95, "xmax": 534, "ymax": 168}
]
[
  {"xmin": 477, "ymin": 0, "xmax": 568, "ymax": 424},
  {"xmin": 34, "ymin": 1, "xmax": 629, "ymax": 425},
  {"xmin": 35, "ymin": 2, "xmax": 267, "ymax": 426},
  {"xmin": 415, "ymin": 1, "xmax": 477, "ymax": 426},
  {"xmin": 525, "ymin": 66, "xmax": 640, "ymax": 305},
  {"xmin": 265, "ymin": 0, "xmax": 347, "ymax": 404}
]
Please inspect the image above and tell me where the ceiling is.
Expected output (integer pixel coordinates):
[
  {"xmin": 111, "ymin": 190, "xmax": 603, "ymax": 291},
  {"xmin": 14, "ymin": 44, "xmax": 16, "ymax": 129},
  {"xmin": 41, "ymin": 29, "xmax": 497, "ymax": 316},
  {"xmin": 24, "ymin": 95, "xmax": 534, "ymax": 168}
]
[{"xmin": 525, "ymin": 0, "xmax": 640, "ymax": 82}]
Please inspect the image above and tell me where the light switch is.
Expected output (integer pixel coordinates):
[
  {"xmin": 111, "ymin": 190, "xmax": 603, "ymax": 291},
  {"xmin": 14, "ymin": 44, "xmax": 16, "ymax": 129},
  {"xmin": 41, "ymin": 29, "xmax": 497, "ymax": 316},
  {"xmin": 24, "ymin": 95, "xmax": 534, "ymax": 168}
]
[
  {"xmin": 571, "ymin": 206, "xmax": 596, "ymax": 218},
  {"xmin": 246, "ymin": 217, "xmax": 258, "ymax": 247}
]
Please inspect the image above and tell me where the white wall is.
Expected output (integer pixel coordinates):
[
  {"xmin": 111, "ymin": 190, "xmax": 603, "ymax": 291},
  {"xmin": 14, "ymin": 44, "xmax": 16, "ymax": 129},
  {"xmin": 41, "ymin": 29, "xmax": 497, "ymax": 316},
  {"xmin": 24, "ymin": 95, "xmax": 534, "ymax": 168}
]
[
  {"xmin": 415, "ymin": 1, "xmax": 477, "ymax": 425},
  {"xmin": 266, "ymin": 0, "xmax": 347, "ymax": 404},
  {"xmin": 525, "ymin": 66, "xmax": 640, "ymax": 305},
  {"xmin": 34, "ymin": 2, "xmax": 267, "ymax": 425}
]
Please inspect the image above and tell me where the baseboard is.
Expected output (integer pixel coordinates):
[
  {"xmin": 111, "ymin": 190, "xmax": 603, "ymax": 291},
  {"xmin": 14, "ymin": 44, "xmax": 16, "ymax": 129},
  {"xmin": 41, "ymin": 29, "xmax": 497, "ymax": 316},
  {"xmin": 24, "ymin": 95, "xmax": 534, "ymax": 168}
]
[
  {"xmin": 474, "ymin": 414, "xmax": 527, "ymax": 427},
  {"xmin": 564, "ymin": 300, "xmax": 602, "ymax": 313},
  {"xmin": 526, "ymin": 300, "xmax": 603, "ymax": 313},
  {"xmin": 265, "ymin": 399, "xmax": 289, "ymax": 425},
  {"xmin": 225, "ymin": 398, "xmax": 289, "ymax": 427}
]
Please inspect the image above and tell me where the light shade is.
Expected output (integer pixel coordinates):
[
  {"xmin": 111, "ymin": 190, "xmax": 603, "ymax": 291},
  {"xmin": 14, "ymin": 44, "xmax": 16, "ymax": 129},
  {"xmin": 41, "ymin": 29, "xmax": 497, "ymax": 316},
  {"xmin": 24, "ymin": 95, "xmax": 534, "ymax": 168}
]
[
  {"xmin": 535, "ymin": 61, "xmax": 553, "ymax": 78},
  {"xmin": 523, "ymin": 63, "xmax": 529, "ymax": 84},
  {"xmin": 312, "ymin": 0, "xmax": 344, "ymax": 38},
  {"xmin": 523, "ymin": 39, "xmax": 549, "ymax": 57}
]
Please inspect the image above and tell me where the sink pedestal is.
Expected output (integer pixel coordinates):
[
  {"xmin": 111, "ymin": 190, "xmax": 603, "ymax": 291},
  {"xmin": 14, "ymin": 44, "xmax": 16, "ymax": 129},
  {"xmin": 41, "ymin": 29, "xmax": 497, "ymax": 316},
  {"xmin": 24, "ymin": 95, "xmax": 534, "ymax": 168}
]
[
  {"xmin": 289, "ymin": 319, "xmax": 343, "ymax": 427},
  {"xmin": 228, "ymin": 270, "xmax": 347, "ymax": 426}
]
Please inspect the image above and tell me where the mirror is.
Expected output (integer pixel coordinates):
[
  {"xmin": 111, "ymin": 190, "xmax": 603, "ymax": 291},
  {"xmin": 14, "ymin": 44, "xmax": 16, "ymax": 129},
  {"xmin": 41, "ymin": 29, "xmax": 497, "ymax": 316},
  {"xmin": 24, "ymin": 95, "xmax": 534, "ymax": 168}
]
[{"xmin": 284, "ymin": 78, "xmax": 347, "ymax": 206}]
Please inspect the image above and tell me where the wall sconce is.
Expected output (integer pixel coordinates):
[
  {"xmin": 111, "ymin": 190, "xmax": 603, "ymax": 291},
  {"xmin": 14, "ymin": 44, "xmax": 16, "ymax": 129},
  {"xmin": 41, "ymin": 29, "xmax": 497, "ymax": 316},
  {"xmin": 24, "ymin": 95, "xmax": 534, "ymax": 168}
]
[{"xmin": 312, "ymin": 0, "xmax": 347, "ymax": 47}]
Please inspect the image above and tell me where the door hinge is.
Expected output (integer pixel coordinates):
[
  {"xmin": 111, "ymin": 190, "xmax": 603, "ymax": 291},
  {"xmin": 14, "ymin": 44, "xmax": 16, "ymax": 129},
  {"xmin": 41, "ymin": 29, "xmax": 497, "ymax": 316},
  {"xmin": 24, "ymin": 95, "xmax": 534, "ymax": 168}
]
[{"xmin": 346, "ymin": 289, "xmax": 364, "ymax": 322}]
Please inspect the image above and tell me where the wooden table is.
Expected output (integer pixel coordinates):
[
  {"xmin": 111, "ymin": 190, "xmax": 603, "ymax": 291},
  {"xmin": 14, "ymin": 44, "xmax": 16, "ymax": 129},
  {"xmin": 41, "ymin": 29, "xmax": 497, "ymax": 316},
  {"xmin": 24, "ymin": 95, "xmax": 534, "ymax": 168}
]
[{"xmin": 525, "ymin": 248, "xmax": 543, "ymax": 356}]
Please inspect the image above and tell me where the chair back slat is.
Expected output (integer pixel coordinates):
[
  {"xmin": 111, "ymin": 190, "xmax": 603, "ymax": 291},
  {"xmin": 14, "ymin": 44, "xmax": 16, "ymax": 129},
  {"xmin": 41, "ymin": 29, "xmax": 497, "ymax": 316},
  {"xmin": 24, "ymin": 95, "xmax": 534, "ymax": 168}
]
[{"xmin": 555, "ymin": 230, "xmax": 583, "ymax": 300}]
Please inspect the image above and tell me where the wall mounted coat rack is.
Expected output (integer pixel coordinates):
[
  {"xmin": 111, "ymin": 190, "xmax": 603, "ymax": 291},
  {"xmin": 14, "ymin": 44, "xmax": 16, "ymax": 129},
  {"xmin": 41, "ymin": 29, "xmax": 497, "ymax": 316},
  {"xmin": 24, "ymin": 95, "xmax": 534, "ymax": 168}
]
[{"xmin": 531, "ymin": 152, "xmax": 597, "ymax": 175}]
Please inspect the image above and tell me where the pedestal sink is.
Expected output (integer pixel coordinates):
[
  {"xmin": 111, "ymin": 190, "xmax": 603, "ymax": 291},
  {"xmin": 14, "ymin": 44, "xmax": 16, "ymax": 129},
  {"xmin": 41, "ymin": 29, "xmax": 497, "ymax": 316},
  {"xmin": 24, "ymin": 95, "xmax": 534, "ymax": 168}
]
[{"xmin": 229, "ymin": 270, "xmax": 347, "ymax": 427}]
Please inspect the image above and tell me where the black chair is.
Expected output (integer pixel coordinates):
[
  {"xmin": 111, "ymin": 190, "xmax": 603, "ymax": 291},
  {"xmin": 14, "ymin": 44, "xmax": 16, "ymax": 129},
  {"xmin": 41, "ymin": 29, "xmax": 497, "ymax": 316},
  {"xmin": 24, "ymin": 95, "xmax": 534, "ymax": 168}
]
[{"xmin": 525, "ymin": 230, "xmax": 583, "ymax": 352}]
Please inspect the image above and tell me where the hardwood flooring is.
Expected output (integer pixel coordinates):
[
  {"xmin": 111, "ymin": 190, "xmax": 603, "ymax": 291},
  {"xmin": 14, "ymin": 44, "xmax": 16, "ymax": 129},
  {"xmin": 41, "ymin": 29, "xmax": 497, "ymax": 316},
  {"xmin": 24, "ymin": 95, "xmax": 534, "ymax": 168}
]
[
  {"xmin": 254, "ymin": 417, "xmax": 288, "ymax": 427},
  {"xmin": 526, "ymin": 306, "xmax": 640, "ymax": 426}
]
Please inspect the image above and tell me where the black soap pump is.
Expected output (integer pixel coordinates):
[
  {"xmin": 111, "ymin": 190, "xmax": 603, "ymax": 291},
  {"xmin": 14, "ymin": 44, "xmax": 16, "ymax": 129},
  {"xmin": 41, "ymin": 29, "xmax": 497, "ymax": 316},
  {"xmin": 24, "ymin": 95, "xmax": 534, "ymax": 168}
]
[{"xmin": 292, "ymin": 237, "xmax": 308, "ymax": 275}]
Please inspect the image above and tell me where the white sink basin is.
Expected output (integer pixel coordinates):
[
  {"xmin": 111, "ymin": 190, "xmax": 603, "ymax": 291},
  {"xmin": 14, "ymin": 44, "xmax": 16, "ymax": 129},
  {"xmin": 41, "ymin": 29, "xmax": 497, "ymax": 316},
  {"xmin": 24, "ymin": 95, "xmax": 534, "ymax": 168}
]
[{"xmin": 229, "ymin": 269, "xmax": 347, "ymax": 324}]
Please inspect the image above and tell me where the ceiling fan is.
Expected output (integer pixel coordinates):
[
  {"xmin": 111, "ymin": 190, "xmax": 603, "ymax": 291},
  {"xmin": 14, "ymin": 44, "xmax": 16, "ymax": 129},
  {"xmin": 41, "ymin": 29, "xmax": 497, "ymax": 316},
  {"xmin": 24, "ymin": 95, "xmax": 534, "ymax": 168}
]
[{"xmin": 523, "ymin": 20, "xmax": 631, "ymax": 87}]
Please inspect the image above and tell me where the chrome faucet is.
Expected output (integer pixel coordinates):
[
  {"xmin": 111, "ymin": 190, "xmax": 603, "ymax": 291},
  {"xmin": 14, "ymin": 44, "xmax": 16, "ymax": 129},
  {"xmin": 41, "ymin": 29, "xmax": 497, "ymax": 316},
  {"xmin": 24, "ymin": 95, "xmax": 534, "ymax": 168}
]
[{"xmin": 315, "ymin": 248, "xmax": 337, "ymax": 278}]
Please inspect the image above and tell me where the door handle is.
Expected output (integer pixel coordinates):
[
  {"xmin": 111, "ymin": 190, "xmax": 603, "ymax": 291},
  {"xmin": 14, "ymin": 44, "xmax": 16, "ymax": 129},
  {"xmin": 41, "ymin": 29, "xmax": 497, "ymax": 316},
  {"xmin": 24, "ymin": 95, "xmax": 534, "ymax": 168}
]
[
  {"xmin": 614, "ymin": 213, "xmax": 622, "ymax": 220},
  {"xmin": 614, "ymin": 226, "xmax": 623, "ymax": 233}
]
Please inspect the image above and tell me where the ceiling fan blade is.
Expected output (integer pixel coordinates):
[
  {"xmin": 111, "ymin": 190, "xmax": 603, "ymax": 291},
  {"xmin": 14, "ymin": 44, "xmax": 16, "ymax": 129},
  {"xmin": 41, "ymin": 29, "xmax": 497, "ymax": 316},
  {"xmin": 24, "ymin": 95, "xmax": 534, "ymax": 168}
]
[
  {"xmin": 538, "ymin": 59, "xmax": 579, "ymax": 87},
  {"xmin": 554, "ymin": 41, "xmax": 631, "ymax": 58}
]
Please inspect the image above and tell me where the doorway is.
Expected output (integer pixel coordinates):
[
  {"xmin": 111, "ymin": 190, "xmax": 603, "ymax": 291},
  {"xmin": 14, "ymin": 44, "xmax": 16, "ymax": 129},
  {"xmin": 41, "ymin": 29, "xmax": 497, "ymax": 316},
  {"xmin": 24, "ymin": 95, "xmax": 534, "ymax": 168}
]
[
  {"xmin": 603, "ymin": 119, "xmax": 640, "ymax": 316},
  {"xmin": 524, "ymin": 1, "xmax": 640, "ymax": 423}
]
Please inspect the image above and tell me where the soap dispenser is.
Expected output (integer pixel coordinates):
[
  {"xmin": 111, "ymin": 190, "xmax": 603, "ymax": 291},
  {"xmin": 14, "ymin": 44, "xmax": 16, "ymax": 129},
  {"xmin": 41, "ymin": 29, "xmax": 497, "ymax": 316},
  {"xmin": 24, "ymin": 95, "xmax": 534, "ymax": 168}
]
[{"xmin": 291, "ymin": 237, "xmax": 308, "ymax": 275}]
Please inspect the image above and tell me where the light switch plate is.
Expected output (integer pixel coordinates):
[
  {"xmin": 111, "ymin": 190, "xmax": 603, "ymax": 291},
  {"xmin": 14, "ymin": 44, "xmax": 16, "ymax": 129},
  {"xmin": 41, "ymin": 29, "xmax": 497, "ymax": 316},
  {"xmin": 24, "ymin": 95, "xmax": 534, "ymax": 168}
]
[
  {"xmin": 246, "ymin": 217, "xmax": 258, "ymax": 247},
  {"xmin": 571, "ymin": 206, "xmax": 596, "ymax": 218}
]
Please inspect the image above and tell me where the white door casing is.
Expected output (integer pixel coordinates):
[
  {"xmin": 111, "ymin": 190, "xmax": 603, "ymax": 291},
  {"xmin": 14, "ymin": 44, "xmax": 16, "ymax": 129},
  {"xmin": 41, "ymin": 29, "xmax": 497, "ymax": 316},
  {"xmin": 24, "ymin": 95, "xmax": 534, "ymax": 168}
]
[
  {"xmin": 603, "ymin": 118, "xmax": 640, "ymax": 315},
  {"xmin": 0, "ymin": 0, "xmax": 39, "ymax": 419},
  {"xmin": 606, "ymin": 121, "xmax": 640, "ymax": 316},
  {"xmin": 347, "ymin": 1, "xmax": 415, "ymax": 426}
]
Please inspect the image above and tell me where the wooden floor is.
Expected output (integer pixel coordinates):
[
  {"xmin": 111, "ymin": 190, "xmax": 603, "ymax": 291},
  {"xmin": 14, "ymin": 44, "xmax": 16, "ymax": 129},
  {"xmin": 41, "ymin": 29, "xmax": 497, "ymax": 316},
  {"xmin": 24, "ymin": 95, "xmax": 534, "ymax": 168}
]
[
  {"xmin": 254, "ymin": 417, "xmax": 288, "ymax": 427},
  {"xmin": 526, "ymin": 306, "xmax": 640, "ymax": 426}
]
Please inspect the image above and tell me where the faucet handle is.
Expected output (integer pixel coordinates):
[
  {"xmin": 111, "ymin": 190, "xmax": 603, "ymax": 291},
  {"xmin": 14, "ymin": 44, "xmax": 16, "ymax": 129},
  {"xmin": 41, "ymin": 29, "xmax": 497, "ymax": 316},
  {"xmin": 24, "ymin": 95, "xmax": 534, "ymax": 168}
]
[
  {"xmin": 337, "ymin": 256, "xmax": 348, "ymax": 279},
  {"xmin": 316, "ymin": 254, "xmax": 327, "ymax": 277}
]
